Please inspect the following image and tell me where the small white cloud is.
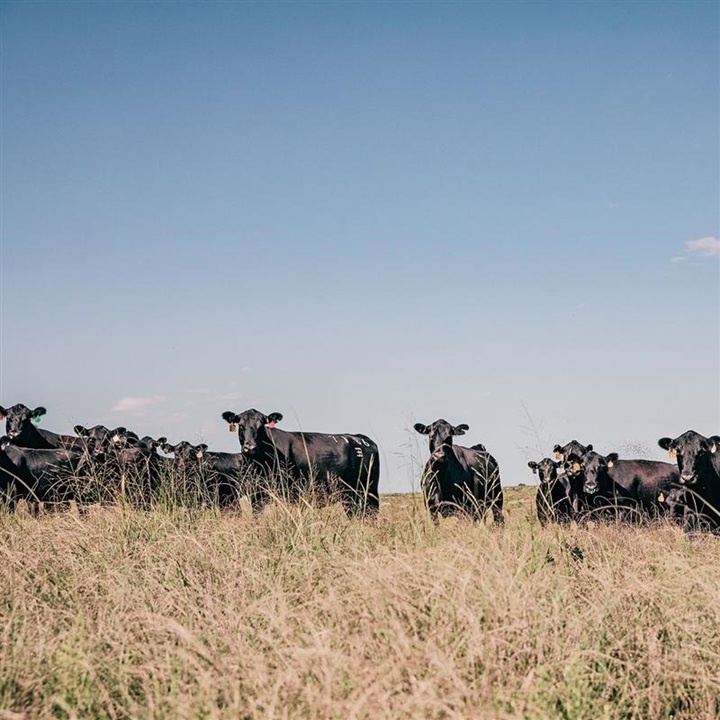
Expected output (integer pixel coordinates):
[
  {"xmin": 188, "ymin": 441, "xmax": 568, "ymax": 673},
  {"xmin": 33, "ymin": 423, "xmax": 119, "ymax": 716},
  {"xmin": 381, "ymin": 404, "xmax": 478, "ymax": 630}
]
[
  {"xmin": 112, "ymin": 395, "xmax": 166, "ymax": 414},
  {"xmin": 670, "ymin": 256, "xmax": 686, "ymax": 263},
  {"xmin": 685, "ymin": 236, "xmax": 720, "ymax": 257}
]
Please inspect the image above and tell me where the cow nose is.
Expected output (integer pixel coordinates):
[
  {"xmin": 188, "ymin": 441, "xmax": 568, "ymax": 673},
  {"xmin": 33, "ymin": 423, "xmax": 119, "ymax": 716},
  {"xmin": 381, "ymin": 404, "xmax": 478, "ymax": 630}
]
[
  {"xmin": 7, "ymin": 431, "xmax": 18, "ymax": 438},
  {"xmin": 243, "ymin": 444, "xmax": 256, "ymax": 454},
  {"xmin": 584, "ymin": 482, "xmax": 598, "ymax": 494},
  {"xmin": 680, "ymin": 473, "xmax": 695, "ymax": 485}
]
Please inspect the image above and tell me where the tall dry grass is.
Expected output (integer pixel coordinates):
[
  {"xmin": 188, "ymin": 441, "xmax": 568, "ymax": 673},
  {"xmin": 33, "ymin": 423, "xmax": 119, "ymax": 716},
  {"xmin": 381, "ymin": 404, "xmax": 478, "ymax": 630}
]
[{"xmin": 1, "ymin": 487, "xmax": 719, "ymax": 719}]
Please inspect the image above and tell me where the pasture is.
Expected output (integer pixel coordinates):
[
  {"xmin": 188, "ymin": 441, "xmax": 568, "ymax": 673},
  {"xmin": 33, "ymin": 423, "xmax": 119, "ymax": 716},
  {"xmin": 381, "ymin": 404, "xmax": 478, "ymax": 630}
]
[{"xmin": 1, "ymin": 486, "xmax": 719, "ymax": 719}]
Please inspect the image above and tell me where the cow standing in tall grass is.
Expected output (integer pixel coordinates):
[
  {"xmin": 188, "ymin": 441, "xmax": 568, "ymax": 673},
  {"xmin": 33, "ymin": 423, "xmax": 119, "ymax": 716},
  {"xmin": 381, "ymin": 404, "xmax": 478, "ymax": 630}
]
[
  {"xmin": 221, "ymin": 409, "xmax": 380, "ymax": 517},
  {"xmin": 658, "ymin": 431, "xmax": 720, "ymax": 532},
  {"xmin": 415, "ymin": 419, "xmax": 503, "ymax": 524}
]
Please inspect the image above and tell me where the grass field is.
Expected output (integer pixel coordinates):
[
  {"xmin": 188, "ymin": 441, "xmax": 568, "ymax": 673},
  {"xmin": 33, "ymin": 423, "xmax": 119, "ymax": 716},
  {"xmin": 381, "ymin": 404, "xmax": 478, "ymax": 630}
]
[{"xmin": 1, "ymin": 486, "xmax": 719, "ymax": 719}]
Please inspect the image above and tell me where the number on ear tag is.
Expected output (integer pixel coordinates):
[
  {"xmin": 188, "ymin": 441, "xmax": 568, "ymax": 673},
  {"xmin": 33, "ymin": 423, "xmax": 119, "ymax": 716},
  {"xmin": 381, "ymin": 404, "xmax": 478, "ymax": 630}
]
[
  {"xmin": 229, "ymin": 423, "xmax": 237, "ymax": 433},
  {"xmin": 32, "ymin": 417, "xmax": 41, "ymax": 424}
]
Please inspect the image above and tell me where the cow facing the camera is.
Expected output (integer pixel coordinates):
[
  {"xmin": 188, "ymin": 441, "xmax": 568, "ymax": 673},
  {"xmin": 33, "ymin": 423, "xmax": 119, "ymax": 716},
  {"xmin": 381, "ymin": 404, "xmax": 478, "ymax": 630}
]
[
  {"xmin": 221, "ymin": 409, "xmax": 379, "ymax": 517},
  {"xmin": 415, "ymin": 419, "xmax": 503, "ymax": 524}
]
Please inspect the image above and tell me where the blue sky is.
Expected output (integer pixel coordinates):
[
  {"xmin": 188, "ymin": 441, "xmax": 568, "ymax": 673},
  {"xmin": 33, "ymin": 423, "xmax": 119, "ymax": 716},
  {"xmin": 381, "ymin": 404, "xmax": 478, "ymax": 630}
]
[{"xmin": 2, "ymin": 1, "xmax": 718, "ymax": 491}]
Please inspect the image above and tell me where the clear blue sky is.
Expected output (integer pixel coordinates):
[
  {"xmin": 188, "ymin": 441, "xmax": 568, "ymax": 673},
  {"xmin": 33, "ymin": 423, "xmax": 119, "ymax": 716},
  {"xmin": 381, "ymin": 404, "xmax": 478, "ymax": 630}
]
[{"xmin": 2, "ymin": 0, "xmax": 718, "ymax": 491}]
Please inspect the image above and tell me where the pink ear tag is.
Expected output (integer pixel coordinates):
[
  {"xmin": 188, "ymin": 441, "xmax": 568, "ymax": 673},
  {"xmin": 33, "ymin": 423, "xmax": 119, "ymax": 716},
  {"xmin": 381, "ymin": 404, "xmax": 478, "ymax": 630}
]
[
  {"xmin": 196, "ymin": 450, "xmax": 204, "ymax": 459},
  {"xmin": 267, "ymin": 421, "xmax": 277, "ymax": 429}
]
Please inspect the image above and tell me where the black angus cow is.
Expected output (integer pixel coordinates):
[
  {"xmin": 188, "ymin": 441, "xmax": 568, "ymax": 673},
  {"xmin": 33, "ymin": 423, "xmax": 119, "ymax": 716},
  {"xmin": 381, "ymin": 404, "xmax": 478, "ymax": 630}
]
[
  {"xmin": 552, "ymin": 440, "xmax": 594, "ymax": 517},
  {"xmin": 0, "ymin": 404, "xmax": 83, "ymax": 450},
  {"xmin": 414, "ymin": 419, "xmax": 503, "ymax": 524},
  {"xmin": 571, "ymin": 450, "xmax": 679, "ymax": 522},
  {"xmin": 658, "ymin": 431, "xmax": 720, "ymax": 532},
  {"xmin": 221, "ymin": 409, "xmax": 380, "ymax": 517},
  {"xmin": 528, "ymin": 458, "xmax": 572, "ymax": 525},
  {"xmin": 159, "ymin": 440, "xmax": 246, "ymax": 508},
  {"xmin": 74, "ymin": 425, "xmax": 166, "ymax": 506},
  {"xmin": 0, "ymin": 436, "xmax": 89, "ymax": 513}
]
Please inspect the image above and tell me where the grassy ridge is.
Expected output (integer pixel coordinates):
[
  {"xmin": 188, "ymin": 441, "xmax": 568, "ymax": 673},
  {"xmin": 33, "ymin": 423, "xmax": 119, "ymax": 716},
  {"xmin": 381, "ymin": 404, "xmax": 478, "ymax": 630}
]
[{"xmin": 1, "ymin": 487, "xmax": 719, "ymax": 719}]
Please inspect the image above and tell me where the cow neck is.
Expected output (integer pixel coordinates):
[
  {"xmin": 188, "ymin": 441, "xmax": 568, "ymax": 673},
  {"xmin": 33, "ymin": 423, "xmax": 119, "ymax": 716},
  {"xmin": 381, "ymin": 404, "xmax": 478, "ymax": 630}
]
[
  {"xmin": 14, "ymin": 423, "xmax": 55, "ymax": 450},
  {"xmin": 257, "ymin": 426, "xmax": 287, "ymax": 463}
]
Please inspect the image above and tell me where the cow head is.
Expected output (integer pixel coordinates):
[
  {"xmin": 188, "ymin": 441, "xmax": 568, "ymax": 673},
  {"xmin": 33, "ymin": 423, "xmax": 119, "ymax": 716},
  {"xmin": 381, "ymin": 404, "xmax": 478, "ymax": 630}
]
[
  {"xmin": 528, "ymin": 458, "xmax": 560, "ymax": 485},
  {"xmin": 578, "ymin": 451, "xmax": 618, "ymax": 495},
  {"xmin": 160, "ymin": 440, "xmax": 209, "ymax": 467},
  {"xmin": 552, "ymin": 440, "xmax": 593, "ymax": 476},
  {"xmin": 658, "ymin": 431, "xmax": 717, "ymax": 486},
  {"xmin": 74, "ymin": 425, "xmax": 131, "ymax": 456},
  {"xmin": 221, "ymin": 409, "xmax": 283, "ymax": 456},
  {"xmin": 414, "ymin": 419, "xmax": 469, "ymax": 457},
  {"xmin": 0, "ymin": 404, "xmax": 47, "ymax": 439}
]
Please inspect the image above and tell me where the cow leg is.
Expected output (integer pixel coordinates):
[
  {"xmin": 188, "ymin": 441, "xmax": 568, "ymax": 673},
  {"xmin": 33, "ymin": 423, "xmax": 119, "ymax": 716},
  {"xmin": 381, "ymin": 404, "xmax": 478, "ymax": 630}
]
[{"xmin": 249, "ymin": 489, "xmax": 270, "ymax": 514}]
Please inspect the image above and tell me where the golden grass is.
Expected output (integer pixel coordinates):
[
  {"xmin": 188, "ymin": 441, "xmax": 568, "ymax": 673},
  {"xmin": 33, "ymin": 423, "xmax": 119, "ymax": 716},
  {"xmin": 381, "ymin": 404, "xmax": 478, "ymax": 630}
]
[{"xmin": 1, "ymin": 486, "xmax": 719, "ymax": 719}]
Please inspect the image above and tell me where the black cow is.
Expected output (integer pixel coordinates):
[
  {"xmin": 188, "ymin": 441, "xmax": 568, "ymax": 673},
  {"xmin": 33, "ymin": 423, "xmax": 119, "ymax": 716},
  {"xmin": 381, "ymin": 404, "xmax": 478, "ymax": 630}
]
[
  {"xmin": 0, "ymin": 436, "xmax": 89, "ymax": 513},
  {"xmin": 414, "ymin": 419, "xmax": 503, "ymax": 524},
  {"xmin": 658, "ymin": 431, "xmax": 720, "ymax": 532},
  {"xmin": 0, "ymin": 404, "xmax": 82, "ymax": 450},
  {"xmin": 159, "ymin": 440, "xmax": 246, "ymax": 508},
  {"xmin": 528, "ymin": 458, "xmax": 572, "ymax": 525},
  {"xmin": 572, "ymin": 450, "xmax": 679, "ymax": 522},
  {"xmin": 552, "ymin": 440, "xmax": 596, "ymax": 517},
  {"xmin": 221, "ymin": 409, "xmax": 380, "ymax": 517},
  {"xmin": 74, "ymin": 425, "xmax": 166, "ymax": 506}
]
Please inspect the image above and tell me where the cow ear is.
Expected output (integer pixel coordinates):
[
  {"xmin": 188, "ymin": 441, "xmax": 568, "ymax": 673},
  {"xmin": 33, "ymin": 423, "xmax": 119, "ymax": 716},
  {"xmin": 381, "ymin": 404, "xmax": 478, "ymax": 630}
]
[
  {"xmin": 708, "ymin": 436, "xmax": 719, "ymax": 453},
  {"xmin": 156, "ymin": 436, "xmax": 167, "ymax": 445},
  {"xmin": 0, "ymin": 435, "xmax": 9, "ymax": 449},
  {"xmin": 198, "ymin": 444, "xmax": 209, "ymax": 452},
  {"xmin": 658, "ymin": 437, "xmax": 676, "ymax": 457},
  {"xmin": 453, "ymin": 423, "xmax": 469, "ymax": 435},
  {"xmin": 74, "ymin": 425, "xmax": 87, "ymax": 436},
  {"xmin": 160, "ymin": 441, "xmax": 174, "ymax": 453},
  {"xmin": 267, "ymin": 412, "xmax": 283, "ymax": 424},
  {"xmin": 553, "ymin": 444, "xmax": 563, "ymax": 459},
  {"xmin": 528, "ymin": 461, "xmax": 538, "ymax": 473},
  {"xmin": 414, "ymin": 423, "xmax": 429, "ymax": 435},
  {"xmin": 0, "ymin": 407, "xmax": 6, "ymax": 419},
  {"xmin": 221, "ymin": 411, "xmax": 239, "ymax": 424},
  {"xmin": 585, "ymin": 444, "xmax": 593, "ymax": 452},
  {"xmin": 606, "ymin": 452, "xmax": 619, "ymax": 467},
  {"xmin": 32, "ymin": 406, "xmax": 47, "ymax": 419}
]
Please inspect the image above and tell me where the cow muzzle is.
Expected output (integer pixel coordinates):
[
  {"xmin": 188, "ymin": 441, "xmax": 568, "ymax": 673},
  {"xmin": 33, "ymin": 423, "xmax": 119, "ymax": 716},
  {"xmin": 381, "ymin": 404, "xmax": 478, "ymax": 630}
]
[
  {"xmin": 679, "ymin": 474, "xmax": 696, "ymax": 486},
  {"xmin": 584, "ymin": 482, "xmax": 598, "ymax": 495},
  {"xmin": 242, "ymin": 444, "xmax": 256, "ymax": 454}
]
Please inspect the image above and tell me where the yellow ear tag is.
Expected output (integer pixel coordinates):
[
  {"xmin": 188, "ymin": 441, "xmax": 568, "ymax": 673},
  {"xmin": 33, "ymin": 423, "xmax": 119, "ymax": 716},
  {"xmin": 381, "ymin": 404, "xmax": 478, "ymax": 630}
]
[
  {"xmin": 554, "ymin": 452, "xmax": 563, "ymax": 460},
  {"xmin": 571, "ymin": 462, "xmax": 581, "ymax": 472},
  {"xmin": 658, "ymin": 492, "xmax": 665, "ymax": 503},
  {"xmin": 668, "ymin": 449, "xmax": 677, "ymax": 459},
  {"xmin": 229, "ymin": 423, "xmax": 237, "ymax": 433}
]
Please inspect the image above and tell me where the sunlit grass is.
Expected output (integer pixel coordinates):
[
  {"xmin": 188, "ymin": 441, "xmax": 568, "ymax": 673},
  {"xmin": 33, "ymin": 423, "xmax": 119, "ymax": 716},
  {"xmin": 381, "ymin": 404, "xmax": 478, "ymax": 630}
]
[{"xmin": 0, "ymin": 485, "xmax": 718, "ymax": 718}]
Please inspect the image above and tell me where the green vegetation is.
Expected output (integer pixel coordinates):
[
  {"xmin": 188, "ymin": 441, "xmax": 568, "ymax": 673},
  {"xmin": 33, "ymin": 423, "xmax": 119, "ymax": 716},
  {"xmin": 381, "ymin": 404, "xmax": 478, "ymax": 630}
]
[{"xmin": 1, "ymin": 486, "xmax": 719, "ymax": 719}]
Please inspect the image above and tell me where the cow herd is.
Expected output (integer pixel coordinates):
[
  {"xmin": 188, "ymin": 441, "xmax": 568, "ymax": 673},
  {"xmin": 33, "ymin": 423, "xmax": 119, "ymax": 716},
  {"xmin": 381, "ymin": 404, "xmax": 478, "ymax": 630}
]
[
  {"xmin": 531, "ymin": 433, "xmax": 720, "ymax": 532},
  {"xmin": 0, "ymin": 402, "xmax": 718, "ymax": 533}
]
